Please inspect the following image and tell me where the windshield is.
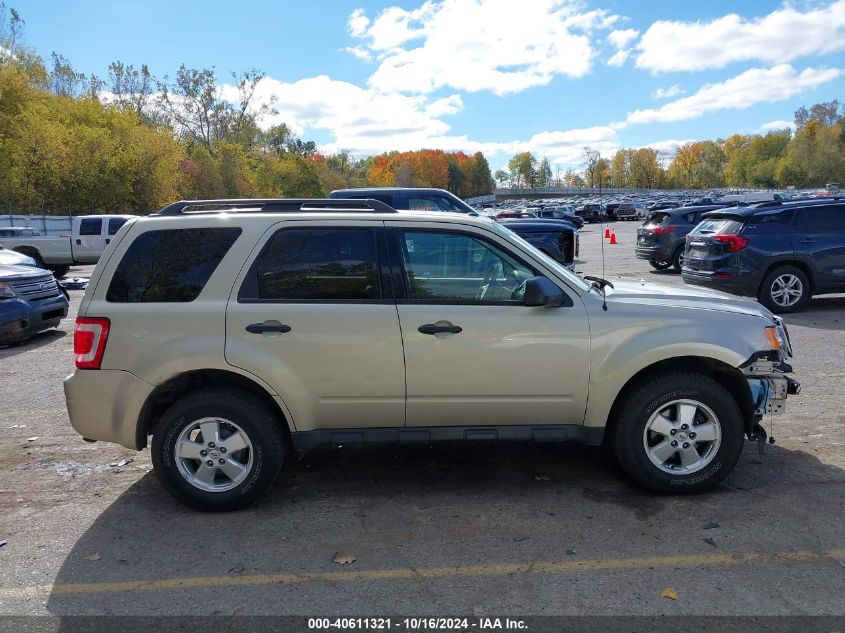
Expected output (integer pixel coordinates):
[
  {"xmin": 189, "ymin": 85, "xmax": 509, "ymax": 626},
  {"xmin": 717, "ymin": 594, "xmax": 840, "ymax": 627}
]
[{"xmin": 489, "ymin": 221, "xmax": 591, "ymax": 292}]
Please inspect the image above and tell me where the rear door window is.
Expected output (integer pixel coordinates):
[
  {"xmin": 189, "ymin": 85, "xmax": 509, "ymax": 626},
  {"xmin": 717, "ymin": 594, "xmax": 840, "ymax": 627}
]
[
  {"xmin": 795, "ymin": 206, "xmax": 845, "ymax": 232},
  {"xmin": 106, "ymin": 228, "xmax": 241, "ymax": 302},
  {"xmin": 240, "ymin": 228, "xmax": 382, "ymax": 302},
  {"xmin": 108, "ymin": 218, "xmax": 128, "ymax": 235},
  {"xmin": 79, "ymin": 219, "xmax": 103, "ymax": 236}
]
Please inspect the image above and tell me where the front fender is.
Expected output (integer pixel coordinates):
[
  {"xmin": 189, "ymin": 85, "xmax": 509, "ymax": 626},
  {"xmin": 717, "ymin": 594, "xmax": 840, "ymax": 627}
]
[{"xmin": 583, "ymin": 308, "xmax": 763, "ymax": 429}]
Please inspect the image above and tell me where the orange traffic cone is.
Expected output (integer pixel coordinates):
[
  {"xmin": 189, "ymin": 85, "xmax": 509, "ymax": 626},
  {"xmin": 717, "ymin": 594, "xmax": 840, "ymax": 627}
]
[
  {"xmin": 609, "ymin": 231, "xmax": 618, "ymax": 245},
  {"xmin": 604, "ymin": 227, "xmax": 610, "ymax": 238}
]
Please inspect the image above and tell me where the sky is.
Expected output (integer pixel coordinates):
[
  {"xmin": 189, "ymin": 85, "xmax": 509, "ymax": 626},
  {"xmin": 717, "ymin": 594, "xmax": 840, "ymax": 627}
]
[{"xmin": 14, "ymin": 0, "xmax": 845, "ymax": 170}]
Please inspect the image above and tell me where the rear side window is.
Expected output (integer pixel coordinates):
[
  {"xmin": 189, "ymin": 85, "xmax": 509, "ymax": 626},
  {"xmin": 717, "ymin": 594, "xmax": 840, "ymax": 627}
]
[
  {"xmin": 108, "ymin": 218, "xmax": 128, "ymax": 235},
  {"xmin": 796, "ymin": 206, "xmax": 845, "ymax": 232},
  {"xmin": 106, "ymin": 228, "xmax": 241, "ymax": 303},
  {"xmin": 79, "ymin": 219, "xmax": 102, "ymax": 236},
  {"xmin": 690, "ymin": 217, "xmax": 744, "ymax": 235},
  {"xmin": 242, "ymin": 228, "xmax": 381, "ymax": 302}
]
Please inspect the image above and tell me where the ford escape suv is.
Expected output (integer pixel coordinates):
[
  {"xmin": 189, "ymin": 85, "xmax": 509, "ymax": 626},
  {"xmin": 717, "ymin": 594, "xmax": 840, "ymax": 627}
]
[{"xmin": 65, "ymin": 197, "xmax": 799, "ymax": 511}]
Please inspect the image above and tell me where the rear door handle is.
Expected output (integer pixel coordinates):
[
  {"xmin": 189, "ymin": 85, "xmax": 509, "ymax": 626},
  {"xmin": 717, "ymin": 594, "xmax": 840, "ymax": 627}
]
[
  {"xmin": 418, "ymin": 323, "xmax": 462, "ymax": 335},
  {"xmin": 76, "ymin": 239, "xmax": 81, "ymax": 245},
  {"xmin": 798, "ymin": 239, "xmax": 815, "ymax": 244},
  {"xmin": 245, "ymin": 322, "xmax": 292, "ymax": 334}
]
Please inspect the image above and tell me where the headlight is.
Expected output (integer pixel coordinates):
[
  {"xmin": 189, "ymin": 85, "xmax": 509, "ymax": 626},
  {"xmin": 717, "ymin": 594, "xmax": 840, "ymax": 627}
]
[
  {"xmin": 763, "ymin": 325, "xmax": 784, "ymax": 351},
  {"xmin": 0, "ymin": 282, "xmax": 16, "ymax": 299}
]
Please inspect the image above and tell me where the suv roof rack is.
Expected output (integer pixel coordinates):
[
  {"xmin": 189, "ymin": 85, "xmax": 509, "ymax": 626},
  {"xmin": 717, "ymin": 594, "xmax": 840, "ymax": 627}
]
[{"xmin": 154, "ymin": 198, "xmax": 397, "ymax": 216}]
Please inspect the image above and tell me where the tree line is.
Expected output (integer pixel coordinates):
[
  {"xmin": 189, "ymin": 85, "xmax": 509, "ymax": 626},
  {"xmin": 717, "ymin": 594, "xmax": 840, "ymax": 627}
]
[
  {"xmin": 0, "ymin": 4, "xmax": 494, "ymax": 215},
  {"xmin": 498, "ymin": 100, "xmax": 845, "ymax": 191}
]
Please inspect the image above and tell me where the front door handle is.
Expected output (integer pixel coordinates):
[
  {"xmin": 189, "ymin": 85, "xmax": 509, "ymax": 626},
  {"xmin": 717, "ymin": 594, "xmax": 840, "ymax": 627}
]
[
  {"xmin": 798, "ymin": 239, "xmax": 815, "ymax": 244},
  {"xmin": 245, "ymin": 322, "xmax": 292, "ymax": 334},
  {"xmin": 418, "ymin": 323, "xmax": 462, "ymax": 335}
]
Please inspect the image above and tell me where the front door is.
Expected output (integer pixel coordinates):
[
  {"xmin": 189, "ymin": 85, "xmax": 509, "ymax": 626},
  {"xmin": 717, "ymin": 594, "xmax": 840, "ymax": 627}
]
[
  {"xmin": 225, "ymin": 222, "xmax": 406, "ymax": 432},
  {"xmin": 386, "ymin": 222, "xmax": 591, "ymax": 428}
]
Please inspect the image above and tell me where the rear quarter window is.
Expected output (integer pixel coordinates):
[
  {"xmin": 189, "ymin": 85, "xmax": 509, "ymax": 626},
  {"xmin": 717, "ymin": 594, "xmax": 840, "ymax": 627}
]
[{"xmin": 106, "ymin": 227, "xmax": 241, "ymax": 302}]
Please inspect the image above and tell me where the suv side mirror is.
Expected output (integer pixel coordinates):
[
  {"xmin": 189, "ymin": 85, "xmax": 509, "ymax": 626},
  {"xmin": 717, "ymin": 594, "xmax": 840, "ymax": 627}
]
[{"xmin": 523, "ymin": 276, "xmax": 564, "ymax": 307}]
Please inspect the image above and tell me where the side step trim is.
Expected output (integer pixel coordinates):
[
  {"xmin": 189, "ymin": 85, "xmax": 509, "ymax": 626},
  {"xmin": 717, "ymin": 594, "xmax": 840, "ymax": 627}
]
[{"xmin": 291, "ymin": 425, "xmax": 604, "ymax": 450}]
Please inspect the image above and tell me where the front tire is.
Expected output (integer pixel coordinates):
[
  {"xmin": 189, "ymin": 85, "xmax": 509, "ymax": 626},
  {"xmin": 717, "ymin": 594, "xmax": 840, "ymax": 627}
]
[
  {"xmin": 758, "ymin": 265, "xmax": 810, "ymax": 313},
  {"xmin": 610, "ymin": 372, "xmax": 744, "ymax": 494},
  {"xmin": 151, "ymin": 388, "xmax": 284, "ymax": 511}
]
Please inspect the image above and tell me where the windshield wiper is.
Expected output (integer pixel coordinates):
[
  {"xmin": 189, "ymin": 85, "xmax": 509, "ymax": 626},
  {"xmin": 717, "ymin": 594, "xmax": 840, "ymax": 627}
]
[{"xmin": 584, "ymin": 275, "xmax": 614, "ymax": 311}]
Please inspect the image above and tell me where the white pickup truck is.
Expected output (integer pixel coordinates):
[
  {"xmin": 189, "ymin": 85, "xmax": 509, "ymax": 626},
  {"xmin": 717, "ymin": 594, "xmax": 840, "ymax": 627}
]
[{"xmin": 1, "ymin": 215, "xmax": 135, "ymax": 277}]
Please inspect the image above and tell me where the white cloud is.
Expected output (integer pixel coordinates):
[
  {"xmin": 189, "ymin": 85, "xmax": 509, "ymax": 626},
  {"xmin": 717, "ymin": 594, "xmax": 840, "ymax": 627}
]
[
  {"xmin": 607, "ymin": 28, "xmax": 638, "ymax": 49},
  {"xmin": 344, "ymin": 46, "xmax": 372, "ymax": 61},
  {"xmin": 636, "ymin": 1, "xmax": 845, "ymax": 73},
  {"xmin": 346, "ymin": 8, "xmax": 370, "ymax": 37},
  {"xmin": 651, "ymin": 84, "xmax": 684, "ymax": 100},
  {"xmin": 626, "ymin": 65, "xmax": 841, "ymax": 125},
  {"xmin": 424, "ymin": 94, "xmax": 463, "ymax": 117},
  {"xmin": 607, "ymin": 49, "xmax": 630, "ymax": 67},
  {"xmin": 757, "ymin": 119, "xmax": 797, "ymax": 133},
  {"xmin": 349, "ymin": 0, "xmax": 621, "ymax": 95}
]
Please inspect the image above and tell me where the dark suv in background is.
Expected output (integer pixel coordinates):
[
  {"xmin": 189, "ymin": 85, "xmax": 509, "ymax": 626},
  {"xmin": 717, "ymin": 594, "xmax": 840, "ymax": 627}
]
[
  {"xmin": 681, "ymin": 200, "xmax": 845, "ymax": 313},
  {"xmin": 636, "ymin": 205, "xmax": 724, "ymax": 273}
]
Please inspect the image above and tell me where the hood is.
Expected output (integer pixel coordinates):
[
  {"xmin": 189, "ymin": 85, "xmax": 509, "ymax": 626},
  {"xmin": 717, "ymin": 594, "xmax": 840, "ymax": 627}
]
[
  {"xmin": 0, "ymin": 249, "xmax": 36, "ymax": 267},
  {"xmin": 0, "ymin": 264, "xmax": 52, "ymax": 281},
  {"xmin": 605, "ymin": 279, "xmax": 774, "ymax": 320}
]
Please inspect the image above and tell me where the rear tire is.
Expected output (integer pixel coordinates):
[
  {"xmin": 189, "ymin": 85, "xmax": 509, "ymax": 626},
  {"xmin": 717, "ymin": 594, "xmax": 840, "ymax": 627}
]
[
  {"xmin": 671, "ymin": 247, "xmax": 685, "ymax": 274},
  {"xmin": 649, "ymin": 258, "xmax": 672, "ymax": 270},
  {"xmin": 151, "ymin": 388, "xmax": 284, "ymax": 511},
  {"xmin": 758, "ymin": 265, "xmax": 810, "ymax": 313},
  {"xmin": 610, "ymin": 372, "xmax": 744, "ymax": 494}
]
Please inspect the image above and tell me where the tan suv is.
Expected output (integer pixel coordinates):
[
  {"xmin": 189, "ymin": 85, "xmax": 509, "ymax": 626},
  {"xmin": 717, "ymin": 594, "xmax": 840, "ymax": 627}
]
[{"xmin": 65, "ymin": 197, "xmax": 799, "ymax": 511}]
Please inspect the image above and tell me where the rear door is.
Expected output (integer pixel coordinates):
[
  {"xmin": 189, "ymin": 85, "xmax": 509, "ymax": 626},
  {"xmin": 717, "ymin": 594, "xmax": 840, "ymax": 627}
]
[
  {"xmin": 73, "ymin": 218, "xmax": 106, "ymax": 263},
  {"xmin": 225, "ymin": 221, "xmax": 406, "ymax": 432},
  {"xmin": 794, "ymin": 206, "xmax": 845, "ymax": 291}
]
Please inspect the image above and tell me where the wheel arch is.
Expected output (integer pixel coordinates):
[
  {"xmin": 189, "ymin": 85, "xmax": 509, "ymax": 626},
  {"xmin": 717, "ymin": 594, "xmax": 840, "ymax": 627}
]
[
  {"xmin": 603, "ymin": 356, "xmax": 755, "ymax": 442},
  {"xmin": 136, "ymin": 369, "xmax": 293, "ymax": 450},
  {"xmin": 758, "ymin": 260, "xmax": 814, "ymax": 294}
]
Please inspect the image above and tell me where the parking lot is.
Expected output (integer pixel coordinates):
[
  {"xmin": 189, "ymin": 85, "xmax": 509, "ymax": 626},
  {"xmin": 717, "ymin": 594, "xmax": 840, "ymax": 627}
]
[{"xmin": 1, "ymin": 219, "xmax": 843, "ymax": 617}]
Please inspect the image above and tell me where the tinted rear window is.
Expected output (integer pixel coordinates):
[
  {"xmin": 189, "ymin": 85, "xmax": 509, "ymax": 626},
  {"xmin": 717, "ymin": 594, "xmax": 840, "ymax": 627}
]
[
  {"xmin": 108, "ymin": 218, "xmax": 128, "ymax": 235},
  {"xmin": 243, "ymin": 228, "xmax": 381, "ymax": 302},
  {"xmin": 796, "ymin": 206, "xmax": 845, "ymax": 232},
  {"xmin": 690, "ymin": 217, "xmax": 744, "ymax": 235},
  {"xmin": 106, "ymin": 228, "xmax": 241, "ymax": 303},
  {"xmin": 644, "ymin": 213, "xmax": 670, "ymax": 226}
]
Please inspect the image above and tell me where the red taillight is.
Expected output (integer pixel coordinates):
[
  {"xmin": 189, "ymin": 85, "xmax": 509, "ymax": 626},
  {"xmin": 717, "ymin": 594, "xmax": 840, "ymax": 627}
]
[
  {"xmin": 653, "ymin": 226, "xmax": 678, "ymax": 235},
  {"xmin": 714, "ymin": 234, "xmax": 749, "ymax": 253},
  {"xmin": 74, "ymin": 317, "xmax": 110, "ymax": 369}
]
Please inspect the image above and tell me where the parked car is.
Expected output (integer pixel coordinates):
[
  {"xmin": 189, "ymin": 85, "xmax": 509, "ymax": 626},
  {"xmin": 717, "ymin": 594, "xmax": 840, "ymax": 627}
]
[
  {"xmin": 64, "ymin": 196, "xmax": 798, "ymax": 510},
  {"xmin": 534, "ymin": 208, "xmax": 584, "ymax": 228},
  {"xmin": 0, "ymin": 215, "xmax": 135, "ymax": 277},
  {"xmin": 498, "ymin": 219, "xmax": 578, "ymax": 268},
  {"xmin": 0, "ymin": 264, "xmax": 69, "ymax": 345},
  {"xmin": 636, "ymin": 205, "xmax": 725, "ymax": 273},
  {"xmin": 682, "ymin": 199, "xmax": 845, "ymax": 313},
  {"xmin": 720, "ymin": 192, "xmax": 790, "ymax": 205},
  {"xmin": 615, "ymin": 203, "xmax": 647, "ymax": 221},
  {"xmin": 495, "ymin": 210, "xmax": 537, "ymax": 219},
  {"xmin": 329, "ymin": 187, "xmax": 476, "ymax": 213},
  {"xmin": 575, "ymin": 203, "xmax": 605, "ymax": 223},
  {"xmin": 0, "ymin": 244, "xmax": 36, "ymax": 267}
]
